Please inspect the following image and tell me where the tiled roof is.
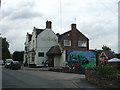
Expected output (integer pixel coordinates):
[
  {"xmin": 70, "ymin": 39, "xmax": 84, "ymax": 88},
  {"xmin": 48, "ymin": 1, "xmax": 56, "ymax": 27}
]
[
  {"xmin": 46, "ymin": 45, "xmax": 62, "ymax": 56},
  {"xmin": 36, "ymin": 29, "xmax": 44, "ymax": 35},
  {"xmin": 58, "ymin": 31, "xmax": 71, "ymax": 40},
  {"xmin": 58, "ymin": 29, "xmax": 88, "ymax": 40},
  {"xmin": 103, "ymin": 50, "xmax": 116, "ymax": 59},
  {"xmin": 97, "ymin": 50, "xmax": 103, "ymax": 54},
  {"xmin": 97, "ymin": 50, "xmax": 116, "ymax": 59}
]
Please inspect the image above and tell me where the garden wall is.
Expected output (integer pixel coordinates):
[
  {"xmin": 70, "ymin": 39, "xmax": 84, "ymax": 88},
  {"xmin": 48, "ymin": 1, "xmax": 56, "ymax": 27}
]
[{"xmin": 85, "ymin": 68, "xmax": 120, "ymax": 88}]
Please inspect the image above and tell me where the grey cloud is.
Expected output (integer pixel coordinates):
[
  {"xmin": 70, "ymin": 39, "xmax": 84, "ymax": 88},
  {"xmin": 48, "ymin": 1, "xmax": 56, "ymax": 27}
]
[
  {"xmin": 79, "ymin": 16, "xmax": 117, "ymax": 39},
  {"xmin": 2, "ymin": 0, "xmax": 42, "ymax": 20},
  {"xmin": 18, "ymin": 1, "xmax": 35, "ymax": 8},
  {"xmin": 8, "ymin": 35, "xmax": 25, "ymax": 53},
  {"xmin": 1, "ymin": 0, "xmax": 118, "ymax": 53},
  {"xmin": 9, "ymin": 8, "xmax": 42, "ymax": 20}
]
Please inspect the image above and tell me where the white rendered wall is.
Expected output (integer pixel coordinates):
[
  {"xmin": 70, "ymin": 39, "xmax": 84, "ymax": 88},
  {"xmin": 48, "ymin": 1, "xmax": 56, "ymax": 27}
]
[
  {"xmin": 35, "ymin": 29, "xmax": 58, "ymax": 66},
  {"xmin": 54, "ymin": 50, "xmax": 66, "ymax": 67},
  {"xmin": 24, "ymin": 34, "xmax": 31, "ymax": 64}
]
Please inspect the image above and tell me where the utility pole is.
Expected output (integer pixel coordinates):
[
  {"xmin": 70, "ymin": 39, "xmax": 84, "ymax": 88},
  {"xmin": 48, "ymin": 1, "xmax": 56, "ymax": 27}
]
[
  {"xmin": 0, "ymin": 33, "xmax": 2, "ymax": 60},
  {"xmin": 60, "ymin": 0, "xmax": 62, "ymax": 31},
  {"xmin": 118, "ymin": 1, "xmax": 120, "ymax": 53},
  {"xmin": 74, "ymin": 18, "xmax": 76, "ymax": 24}
]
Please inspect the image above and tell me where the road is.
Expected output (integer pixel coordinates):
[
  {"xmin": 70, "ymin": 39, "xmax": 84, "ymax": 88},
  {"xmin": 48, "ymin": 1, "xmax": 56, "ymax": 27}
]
[
  {"xmin": 2, "ymin": 67, "xmax": 103, "ymax": 89},
  {"xmin": 2, "ymin": 67, "xmax": 81, "ymax": 88}
]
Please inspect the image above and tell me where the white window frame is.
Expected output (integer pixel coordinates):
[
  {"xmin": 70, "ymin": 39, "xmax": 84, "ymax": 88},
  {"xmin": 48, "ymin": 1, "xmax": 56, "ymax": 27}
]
[
  {"xmin": 78, "ymin": 41, "xmax": 87, "ymax": 47},
  {"xmin": 64, "ymin": 40, "xmax": 71, "ymax": 46}
]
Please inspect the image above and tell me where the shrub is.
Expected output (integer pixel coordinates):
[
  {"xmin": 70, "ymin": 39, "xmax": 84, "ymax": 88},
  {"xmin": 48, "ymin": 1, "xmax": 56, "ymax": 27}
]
[{"xmin": 95, "ymin": 62, "xmax": 119, "ymax": 75}]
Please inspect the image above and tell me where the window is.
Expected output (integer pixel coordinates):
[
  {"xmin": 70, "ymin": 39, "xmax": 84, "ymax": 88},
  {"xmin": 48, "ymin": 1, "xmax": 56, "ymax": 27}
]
[
  {"xmin": 78, "ymin": 41, "xmax": 87, "ymax": 47},
  {"xmin": 32, "ymin": 53, "xmax": 35, "ymax": 61},
  {"xmin": 64, "ymin": 40, "xmax": 71, "ymax": 46},
  {"xmin": 25, "ymin": 46, "xmax": 27, "ymax": 51},
  {"xmin": 38, "ymin": 52, "xmax": 44, "ymax": 57},
  {"xmin": 33, "ymin": 40, "xmax": 35, "ymax": 47}
]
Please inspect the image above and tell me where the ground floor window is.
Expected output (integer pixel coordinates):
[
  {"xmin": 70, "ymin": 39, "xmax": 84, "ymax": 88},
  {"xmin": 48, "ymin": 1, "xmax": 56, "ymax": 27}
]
[
  {"xmin": 38, "ymin": 52, "xmax": 44, "ymax": 57},
  {"xmin": 32, "ymin": 53, "xmax": 35, "ymax": 61}
]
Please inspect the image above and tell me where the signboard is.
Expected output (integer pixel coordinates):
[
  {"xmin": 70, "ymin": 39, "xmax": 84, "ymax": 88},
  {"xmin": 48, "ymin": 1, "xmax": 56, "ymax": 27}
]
[{"xmin": 41, "ymin": 36, "xmax": 56, "ymax": 41}]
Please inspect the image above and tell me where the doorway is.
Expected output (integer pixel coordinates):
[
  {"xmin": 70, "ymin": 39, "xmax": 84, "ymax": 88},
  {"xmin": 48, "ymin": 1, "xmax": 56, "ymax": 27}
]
[{"xmin": 48, "ymin": 56, "xmax": 54, "ymax": 67}]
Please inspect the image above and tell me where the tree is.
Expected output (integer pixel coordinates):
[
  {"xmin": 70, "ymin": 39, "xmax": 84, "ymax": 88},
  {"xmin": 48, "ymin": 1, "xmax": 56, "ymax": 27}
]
[
  {"xmin": 102, "ymin": 45, "xmax": 111, "ymax": 51},
  {"xmin": 13, "ymin": 51, "xmax": 24, "ymax": 63},
  {"xmin": 115, "ymin": 53, "xmax": 120, "ymax": 59},
  {"xmin": 102, "ymin": 45, "xmax": 116, "ymax": 54},
  {"xmin": 2, "ymin": 37, "xmax": 10, "ymax": 61}
]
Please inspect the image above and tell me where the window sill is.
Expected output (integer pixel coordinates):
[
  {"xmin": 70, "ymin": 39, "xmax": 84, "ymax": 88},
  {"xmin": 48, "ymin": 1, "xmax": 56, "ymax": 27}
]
[
  {"xmin": 64, "ymin": 45, "xmax": 71, "ymax": 47},
  {"xmin": 78, "ymin": 46, "xmax": 87, "ymax": 48}
]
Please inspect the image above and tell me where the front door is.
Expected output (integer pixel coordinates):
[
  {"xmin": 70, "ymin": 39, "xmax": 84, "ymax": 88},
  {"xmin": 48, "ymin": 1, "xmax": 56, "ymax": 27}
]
[
  {"xmin": 51, "ymin": 56, "xmax": 54, "ymax": 67},
  {"xmin": 48, "ymin": 56, "xmax": 54, "ymax": 67}
]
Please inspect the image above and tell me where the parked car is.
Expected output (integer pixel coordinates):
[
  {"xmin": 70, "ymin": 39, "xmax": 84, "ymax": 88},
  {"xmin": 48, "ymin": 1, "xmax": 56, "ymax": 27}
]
[
  {"xmin": 4, "ymin": 59, "xmax": 13, "ymax": 68},
  {"xmin": 0, "ymin": 60, "xmax": 4, "ymax": 66},
  {"xmin": 9, "ymin": 61, "xmax": 21, "ymax": 70}
]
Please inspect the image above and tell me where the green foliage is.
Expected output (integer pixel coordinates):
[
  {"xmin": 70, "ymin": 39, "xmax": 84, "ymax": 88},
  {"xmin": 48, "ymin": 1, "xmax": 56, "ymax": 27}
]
[
  {"xmin": 102, "ymin": 45, "xmax": 111, "ymax": 51},
  {"xmin": 2, "ymin": 37, "xmax": 10, "ymax": 61},
  {"xmin": 115, "ymin": 53, "xmax": 120, "ymax": 59},
  {"xmin": 95, "ymin": 62, "xmax": 119, "ymax": 75},
  {"xmin": 13, "ymin": 51, "xmax": 24, "ymax": 62}
]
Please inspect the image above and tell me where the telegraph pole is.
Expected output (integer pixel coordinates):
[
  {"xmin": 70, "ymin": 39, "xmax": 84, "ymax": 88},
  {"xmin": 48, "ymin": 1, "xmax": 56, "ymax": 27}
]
[
  {"xmin": 60, "ymin": 0, "xmax": 62, "ymax": 31},
  {"xmin": 0, "ymin": 33, "xmax": 2, "ymax": 60}
]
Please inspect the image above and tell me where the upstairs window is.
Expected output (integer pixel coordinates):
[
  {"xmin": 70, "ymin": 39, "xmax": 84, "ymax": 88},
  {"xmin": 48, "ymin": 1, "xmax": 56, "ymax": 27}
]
[
  {"xmin": 25, "ymin": 46, "xmax": 27, "ymax": 51},
  {"xmin": 78, "ymin": 41, "xmax": 87, "ymax": 47},
  {"xmin": 64, "ymin": 40, "xmax": 71, "ymax": 46},
  {"xmin": 38, "ymin": 52, "xmax": 44, "ymax": 57}
]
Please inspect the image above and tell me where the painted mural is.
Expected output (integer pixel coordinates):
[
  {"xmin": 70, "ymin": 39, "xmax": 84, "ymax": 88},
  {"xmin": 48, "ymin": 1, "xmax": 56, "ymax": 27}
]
[{"xmin": 66, "ymin": 50, "xmax": 96, "ymax": 72}]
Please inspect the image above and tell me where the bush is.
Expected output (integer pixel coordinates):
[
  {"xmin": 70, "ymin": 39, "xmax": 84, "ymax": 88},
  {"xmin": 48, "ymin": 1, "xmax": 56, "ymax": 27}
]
[{"xmin": 95, "ymin": 62, "xmax": 119, "ymax": 75}]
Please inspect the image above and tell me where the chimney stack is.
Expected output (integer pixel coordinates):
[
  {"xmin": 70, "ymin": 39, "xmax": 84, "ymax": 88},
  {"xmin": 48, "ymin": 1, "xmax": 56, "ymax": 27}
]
[
  {"xmin": 46, "ymin": 21, "xmax": 52, "ymax": 29},
  {"xmin": 71, "ymin": 23, "xmax": 76, "ymax": 30}
]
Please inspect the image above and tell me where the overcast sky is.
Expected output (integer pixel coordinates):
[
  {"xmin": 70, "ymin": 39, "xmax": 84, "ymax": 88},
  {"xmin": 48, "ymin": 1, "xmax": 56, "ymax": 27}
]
[{"xmin": 1, "ymin": 0, "xmax": 119, "ymax": 53}]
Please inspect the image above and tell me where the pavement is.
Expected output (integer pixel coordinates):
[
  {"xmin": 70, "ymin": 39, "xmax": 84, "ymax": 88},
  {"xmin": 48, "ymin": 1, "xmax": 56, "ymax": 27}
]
[
  {"xmin": 22, "ymin": 66, "xmax": 62, "ymax": 71},
  {"xmin": 22, "ymin": 67, "xmax": 50, "ymax": 71},
  {"xmin": 73, "ymin": 77, "xmax": 102, "ymax": 88},
  {"xmin": 22, "ymin": 66, "xmax": 103, "ymax": 88}
]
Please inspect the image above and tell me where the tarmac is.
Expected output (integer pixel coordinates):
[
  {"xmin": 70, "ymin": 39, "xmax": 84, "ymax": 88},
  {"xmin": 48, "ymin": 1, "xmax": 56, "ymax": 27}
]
[{"xmin": 22, "ymin": 66, "xmax": 104, "ymax": 88}]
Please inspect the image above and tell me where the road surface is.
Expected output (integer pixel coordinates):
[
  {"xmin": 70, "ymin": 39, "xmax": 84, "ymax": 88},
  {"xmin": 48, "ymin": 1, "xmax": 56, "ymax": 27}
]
[
  {"xmin": 2, "ymin": 67, "xmax": 103, "ymax": 89},
  {"xmin": 2, "ymin": 67, "xmax": 80, "ymax": 88}
]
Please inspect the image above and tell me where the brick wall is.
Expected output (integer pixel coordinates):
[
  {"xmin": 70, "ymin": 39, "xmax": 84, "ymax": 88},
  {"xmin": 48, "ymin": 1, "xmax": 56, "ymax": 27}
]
[{"xmin": 58, "ymin": 24, "xmax": 89, "ymax": 51}]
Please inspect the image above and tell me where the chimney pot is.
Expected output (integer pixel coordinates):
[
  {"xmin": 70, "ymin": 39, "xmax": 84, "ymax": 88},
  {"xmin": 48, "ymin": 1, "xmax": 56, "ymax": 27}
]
[
  {"xmin": 46, "ymin": 21, "xmax": 52, "ymax": 29},
  {"xmin": 71, "ymin": 23, "xmax": 76, "ymax": 30},
  {"xmin": 56, "ymin": 33, "xmax": 60, "ymax": 36}
]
